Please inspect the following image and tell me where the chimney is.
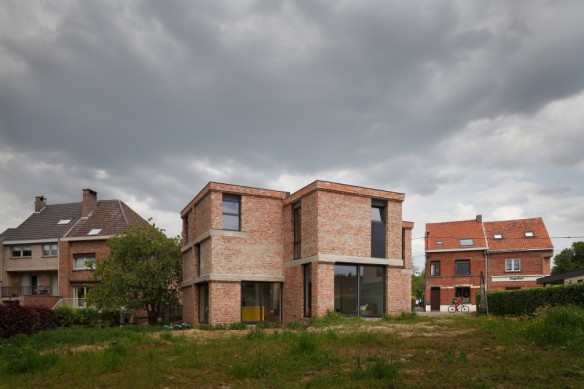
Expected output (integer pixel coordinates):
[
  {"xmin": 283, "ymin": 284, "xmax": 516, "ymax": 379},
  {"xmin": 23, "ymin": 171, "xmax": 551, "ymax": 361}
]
[
  {"xmin": 82, "ymin": 189, "xmax": 98, "ymax": 217},
  {"xmin": 35, "ymin": 196, "xmax": 46, "ymax": 212},
  {"xmin": 476, "ymin": 214, "xmax": 482, "ymax": 223}
]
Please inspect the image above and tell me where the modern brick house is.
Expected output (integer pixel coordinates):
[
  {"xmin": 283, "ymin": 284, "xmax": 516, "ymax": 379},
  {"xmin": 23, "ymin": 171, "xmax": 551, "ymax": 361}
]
[
  {"xmin": 0, "ymin": 189, "xmax": 147, "ymax": 308},
  {"xmin": 425, "ymin": 215, "xmax": 553, "ymax": 311},
  {"xmin": 180, "ymin": 181, "xmax": 414, "ymax": 325}
]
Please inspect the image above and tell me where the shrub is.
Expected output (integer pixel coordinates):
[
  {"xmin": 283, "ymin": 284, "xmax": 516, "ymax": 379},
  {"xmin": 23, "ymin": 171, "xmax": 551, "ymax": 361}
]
[
  {"xmin": 0, "ymin": 303, "xmax": 59, "ymax": 339},
  {"xmin": 525, "ymin": 305, "xmax": 584, "ymax": 354},
  {"xmin": 486, "ymin": 283, "xmax": 584, "ymax": 316},
  {"xmin": 55, "ymin": 306, "xmax": 98, "ymax": 327}
]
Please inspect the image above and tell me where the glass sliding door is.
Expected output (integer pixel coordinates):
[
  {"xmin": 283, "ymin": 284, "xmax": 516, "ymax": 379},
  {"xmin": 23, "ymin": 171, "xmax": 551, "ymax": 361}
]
[
  {"xmin": 241, "ymin": 282, "xmax": 281, "ymax": 323},
  {"xmin": 359, "ymin": 266, "xmax": 384, "ymax": 316},
  {"xmin": 334, "ymin": 264, "xmax": 385, "ymax": 317},
  {"xmin": 334, "ymin": 265, "xmax": 358, "ymax": 315}
]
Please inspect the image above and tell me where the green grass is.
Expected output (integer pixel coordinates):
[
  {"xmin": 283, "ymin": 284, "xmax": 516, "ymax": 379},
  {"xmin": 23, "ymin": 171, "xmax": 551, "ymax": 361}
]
[{"xmin": 2, "ymin": 308, "xmax": 584, "ymax": 388}]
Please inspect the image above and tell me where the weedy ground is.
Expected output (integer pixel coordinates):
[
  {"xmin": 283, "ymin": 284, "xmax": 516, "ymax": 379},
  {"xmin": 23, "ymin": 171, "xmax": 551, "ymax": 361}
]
[{"xmin": 1, "ymin": 307, "xmax": 584, "ymax": 388}]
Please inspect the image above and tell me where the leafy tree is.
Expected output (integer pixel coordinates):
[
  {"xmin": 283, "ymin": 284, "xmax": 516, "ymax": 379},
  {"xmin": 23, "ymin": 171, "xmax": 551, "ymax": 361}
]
[
  {"xmin": 551, "ymin": 241, "xmax": 584, "ymax": 275},
  {"xmin": 86, "ymin": 224, "xmax": 182, "ymax": 325},
  {"xmin": 411, "ymin": 269, "xmax": 425, "ymax": 302}
]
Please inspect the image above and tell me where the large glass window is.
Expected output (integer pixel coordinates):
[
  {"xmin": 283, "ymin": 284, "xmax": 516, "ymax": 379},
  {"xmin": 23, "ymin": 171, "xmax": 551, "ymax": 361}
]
[
  {"xmin": 303, "ymin": 264, "xmax": 312, "ymax": 318},
  {"xmin": 11, "ymin": 245, "xmax": 32, "ymax": 258},
  {"xmin": 198, "ymin": 283, "xmax": 209, "ymax": 323},
  {"xmin": 241, "ymin": 282, "xmax": 281, "ymax": 323},
  {"xmin": 222, "ymin": 194, "xmax": 241, "ymax": 231},
  {"xmin": 371, "ymin": 200, "xmax": 386, "ymax": 258},
  {"xmin": 455, "ymin": 286, "xmax": 470, "ymax": 303},
  {"xmin": 334, "ymin": 264, "xmax": 385, "ymax": 317},
  {"xmin": 294, "ymin": 203, "xmax": 301, "ymax": 259},
  {"xmin": 455, "ymin": 260, "xmax": 470, "ymax": 276}
]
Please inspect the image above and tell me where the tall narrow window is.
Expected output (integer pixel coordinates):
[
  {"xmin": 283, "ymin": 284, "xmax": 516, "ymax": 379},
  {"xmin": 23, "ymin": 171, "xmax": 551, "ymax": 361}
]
[
  {"xmin": 183, "ymin": 212, "xmax": 190, "ymax": 242},
  {"xmin": 196, "ymin": 244, "xmax": 201, "ymax": 277},
  {"xmin": 222, "ymin": 194, "xmax": 241, "ymax": 231},
  {"xmin": 371, "ymin": 200, "xmax": 386, "ymax": 258},
  {"xmin": 198, "ymin": 283, "xmax": 209, "ymax": 323},
  {"xmin": 293, "ymin": 203, "xmax": 301, "ymax": 259},
  {"xmin": 303, "ymin": 264, "xmax": 312, "ymax": 317},
  {"xmin": 430, "ymin": 261, "xmax": 441, "ymax": 276}
]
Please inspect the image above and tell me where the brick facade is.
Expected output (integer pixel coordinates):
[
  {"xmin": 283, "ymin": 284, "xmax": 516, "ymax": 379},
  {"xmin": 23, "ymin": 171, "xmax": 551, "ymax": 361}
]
[
  {"xmin": 181, "ymin": 181, "xmax": 413, "ymax": 325},
  {"xmin": 425, "ymin": 216, "xmax": 553, "ymax": 311}
]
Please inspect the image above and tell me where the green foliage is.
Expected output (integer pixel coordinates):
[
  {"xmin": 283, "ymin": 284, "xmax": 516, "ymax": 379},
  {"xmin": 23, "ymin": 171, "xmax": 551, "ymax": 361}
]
[
  {"xmin": 85, "ymin": 224, "xmax": 182, "ymax": 325},
  {"xmin": 486, "ymin": 283, "xmax": 584, "ymax": 316},
  {"xmin": 310, "ymin": 310, "xmax": 355, "ymax": 326},
  {"xmin": 382, "ymin": 312, "xmax": 418, "ymax": 322},
  {"xmin": 55, "ymin": 307, "xmax": 98, "ymax": 327},
  {"xmin": 0, "ymin": 304, "xmax": 58, "ymax": 339},
  {"xmin": 1, "ymin": 345, "xmax": 59, "ymax": 375},
  {"xmin": 525, "ymin": 305, "xmax": 584, "ymax": 354},
  {"xmin": 552, "ymin": 241, "xmax": 584, "ymax": 274},
  {"xmin": 411, "ymin": 271, "xmax": 425, "ymax": 300},
  {"xmin": 228, "ymin": 322, "xmax": 248, "ymax": 330},
  {"xmin": 352, "ymin": 355, "xmax": 401, "ymax": 386}
]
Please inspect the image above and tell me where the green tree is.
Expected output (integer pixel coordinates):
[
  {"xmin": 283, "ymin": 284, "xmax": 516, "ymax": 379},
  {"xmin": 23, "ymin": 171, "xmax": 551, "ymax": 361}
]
[
  {"xmin": 86, "ymin": 224, "xmax": 182, "ymax": 325},
  {"xmin": 551, "ymin": 241, "xmax": 584, "ymax": 275},
  {"xmin": 411, "ymin": 269, "xmax": 425, "ymax": 302}
]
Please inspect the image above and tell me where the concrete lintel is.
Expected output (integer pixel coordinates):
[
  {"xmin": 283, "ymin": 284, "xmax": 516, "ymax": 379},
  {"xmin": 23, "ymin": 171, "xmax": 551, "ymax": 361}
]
[{"xmin": 284, "ymin": 254, "xmax": 403, "ymax": 268}]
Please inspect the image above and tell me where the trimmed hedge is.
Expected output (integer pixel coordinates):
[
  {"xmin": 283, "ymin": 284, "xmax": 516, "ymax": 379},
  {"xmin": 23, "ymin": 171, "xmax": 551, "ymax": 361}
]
[
  {"xmin": 0, "ymin": 303, "xmax": 59, "ymax": 339},
  {"xmin": 54, "ymin": 306, "xmax": 121, "ymax": 327},
  {"xmin": 486, "ymin": 283, "xmax": 584, "ymax": 316}
]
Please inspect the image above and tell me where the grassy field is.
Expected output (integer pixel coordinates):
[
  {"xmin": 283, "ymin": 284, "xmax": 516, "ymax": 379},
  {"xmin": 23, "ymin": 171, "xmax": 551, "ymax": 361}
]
[{"xmin": 1, "ymin": 307, "xmax": 584, "ymax": 388}]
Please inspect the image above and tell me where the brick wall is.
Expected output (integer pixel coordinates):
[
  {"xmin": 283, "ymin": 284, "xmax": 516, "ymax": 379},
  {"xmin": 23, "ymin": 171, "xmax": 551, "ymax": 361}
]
[
  {"xmin": 283, "ymin": 266, "xmax": 303, "ymax": 323},
  {"xmin": 59, "ymin": 239, "xmax": 110, "ymax": 300},
  {"xmin": 182, "ymin": 285, "xmax": 196, "ymax": 324},
  {"xmin": 313, "ymin": 262, "xmax": 334, "ymax": 317},
  {"xmin": 209, "ymin": 281, "xmax": 240, "ymax": 324}
]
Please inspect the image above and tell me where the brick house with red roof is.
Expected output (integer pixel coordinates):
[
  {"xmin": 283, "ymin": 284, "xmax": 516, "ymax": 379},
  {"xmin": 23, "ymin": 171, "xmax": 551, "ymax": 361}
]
[
  {"xmin": 425, "ymin": 215, "xmax": 553, "ymax": 311},
  {"xmin": 180, "ymin": 181, "xmax": 414, "ymax": 325},
  {"xmin": 0, "ymin": 189, "xmax": 148, "ymax": 308}
]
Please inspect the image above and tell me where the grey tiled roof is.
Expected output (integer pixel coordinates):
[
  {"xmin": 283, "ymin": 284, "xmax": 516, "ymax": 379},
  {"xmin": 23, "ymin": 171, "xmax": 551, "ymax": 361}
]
[
  {"xmin": 2, "ymin": 203, "xmax": 81, "ymax": 241},
  {"xmin": 2, "ymin": 200, "xmax": 148, "ymax": 242},
  {"xmin": 65, "ymin": 200, "xmax": 148, "ymax": 238}
]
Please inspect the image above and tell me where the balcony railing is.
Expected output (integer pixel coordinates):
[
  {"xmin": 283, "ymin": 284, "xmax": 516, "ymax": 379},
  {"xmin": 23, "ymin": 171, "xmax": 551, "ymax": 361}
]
[
  {"xmin": 52, "ymin": 298, "xmax": 86, "ymax": 309},
  {"xmin": 1, "ymin": 286, "xmax": 57, "ymax": 298}
]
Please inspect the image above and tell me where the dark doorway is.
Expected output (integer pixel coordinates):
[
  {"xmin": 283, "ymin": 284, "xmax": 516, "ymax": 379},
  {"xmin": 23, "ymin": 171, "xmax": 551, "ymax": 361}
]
[{"xmin": 430, "ymin": 287, "xmax": 441, "ymax": 311}]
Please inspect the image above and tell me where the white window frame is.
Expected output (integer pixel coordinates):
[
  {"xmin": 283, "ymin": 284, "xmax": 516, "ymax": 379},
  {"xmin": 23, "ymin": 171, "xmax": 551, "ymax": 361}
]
[
  {"xmin": 11, "ymin": 245, "xmax": 32, "ymax": 258},
  {"xmin": 73, "ymin": 254, "xmax": 95, "ymax": 270},
  {"xmin": 74, "ymin": 286, "xmax": 90, "ymax": 307},
  {"xmin": 505, "ymin": 258, "xmax": 521, "ymax": 272},
  {"xmin": 43, "ymin": 243, "xmax": 58, "ymax": 257},
  {"xmin": 430, "ymin": 261, "xmax": 440, "ymax": 276}
]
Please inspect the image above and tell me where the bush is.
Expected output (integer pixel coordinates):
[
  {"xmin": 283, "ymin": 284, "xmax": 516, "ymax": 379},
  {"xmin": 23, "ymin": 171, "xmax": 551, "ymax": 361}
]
[
  {"xmin": 525, "ymin": 305, "xmax": 584, "ymax": 354},
  {"xmin": 55, "ymin": 306, "xmax": 98, "ymax": 327},
  {"xmin": 486, "ymin": 283, "xmax": 584, "ymax": 316},
  {"xmin": 0, "ymin": 303, "xmax": 59, "ymax": 339}
]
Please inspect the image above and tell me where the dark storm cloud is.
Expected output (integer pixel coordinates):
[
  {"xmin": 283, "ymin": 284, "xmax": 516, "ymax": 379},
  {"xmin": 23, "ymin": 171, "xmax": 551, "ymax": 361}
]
[{"xmin": 1, "ymin": 0, "xmax": 584, "ymax": 256}]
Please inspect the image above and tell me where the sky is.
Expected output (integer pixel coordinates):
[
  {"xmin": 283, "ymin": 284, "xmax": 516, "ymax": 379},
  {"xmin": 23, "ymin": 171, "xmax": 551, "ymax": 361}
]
[{"xmin": 1, "ymin": 0, "xmax": 584, "ymax": 270}]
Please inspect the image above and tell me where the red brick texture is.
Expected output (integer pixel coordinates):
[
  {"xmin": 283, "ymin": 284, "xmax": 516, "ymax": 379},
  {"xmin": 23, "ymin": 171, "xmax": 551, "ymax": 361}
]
[{"xmin": 181, "ymin": 181, "xmax": 413, "ymax": 325}]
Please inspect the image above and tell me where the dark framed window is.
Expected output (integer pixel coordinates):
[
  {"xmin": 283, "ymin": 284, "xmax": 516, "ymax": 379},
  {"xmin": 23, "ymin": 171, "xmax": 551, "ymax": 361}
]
[
  {"xmin": 241, "ymin": 282, "xmax": 281, "ymax": 323},
  {"xmin": 222, "ymin": 194, "xmax": 241, "ymax": 231},
  {"xmin": 294, "ymin": 203, "xmax": 301, "ymax": 259},
  {"xmin": 303, "ymin": 264, "xmax": 312, "ymax": 318},
  {"xmin": 43, "ymin": 243, "xmax": 58, "ymax": 257},
  {"xmin": 196, "ymin": 244, "xmax": 201, "ymax": 277},
  {"xmin": 371, "ymin": 199, "xmax": 386, "ymax": 258},
  {"xmin": 198, "ymin": 283, "xmax": 209, "ymax": 323},
  {"xmin": 455, "ymin": 260, "xmax": 470, "ymax": 276},
  {"xmin": 430, "ymin": 261, "xmax": 440, "ymax": 276},
  {"xmin": 11, "ymin": 245, "xmax": 32, "ymax": 258},
  {"xmin": 183, "ymin": 212, "xmax": 190, "ymax": 242},
  {"xmin": 455, "ymin": 286, "xmax": 470, "ymax": 303},
  {"xmin": 334, "ymin": 264, "xmax": 385, "ymax": 317}
]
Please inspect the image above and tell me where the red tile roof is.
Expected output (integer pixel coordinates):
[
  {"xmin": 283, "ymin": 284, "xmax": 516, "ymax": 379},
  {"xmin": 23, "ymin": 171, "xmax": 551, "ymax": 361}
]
[
  {"xmin": 484, "ymin": 217, "xmax": 553, "ymax": 251},
  {"xmin": 426, "ymin": 219, "xmax": 487, "ymax": 251},
  {"xmin": 426, "ymin": 217, "xmax": 553, "ymax": 252}
]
